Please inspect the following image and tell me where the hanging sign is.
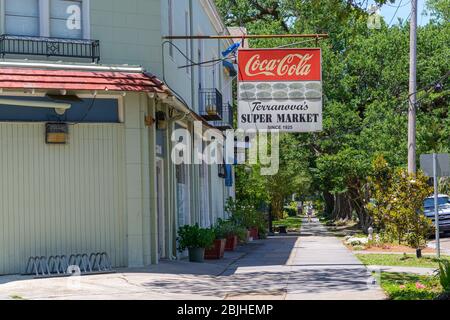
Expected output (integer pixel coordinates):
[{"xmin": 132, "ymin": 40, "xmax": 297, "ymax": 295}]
[{"xmin": 237, "ymin": 48, "xmax": 322, "ymax": 132}]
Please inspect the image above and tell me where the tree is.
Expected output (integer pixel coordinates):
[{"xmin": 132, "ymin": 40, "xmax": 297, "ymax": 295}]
[
  {"xmin": 216, "ymin": 0, "xmax": 449, "ymax": 231},
  {"xmin": 367, "ymin": 155, "xmax": 434, "ymax": 257}
]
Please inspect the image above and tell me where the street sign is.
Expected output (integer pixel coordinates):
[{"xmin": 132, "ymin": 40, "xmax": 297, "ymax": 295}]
[
  {"xmin": 237, "ymin": 48, "xmax": 322, "ymax": 132},
  {"xmin": 420, "ymin": 153, "xmax": 450, "ymax": 177},
  {"xmin": 420, "ymin": 153, "xmax": 450, "ymax": 258}
]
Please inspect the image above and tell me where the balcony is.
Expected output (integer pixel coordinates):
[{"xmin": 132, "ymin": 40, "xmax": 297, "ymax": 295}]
[
  {"xmin": 199, "ymin": 88, "xmax": 223, "ymax": 121},
  {"xmin": 0, "ymin": 35, "xmax": 100, "ymax": 62},
  {"xmin": 210, "ymin": 103, "xmax": 234, "ymax": 130}
]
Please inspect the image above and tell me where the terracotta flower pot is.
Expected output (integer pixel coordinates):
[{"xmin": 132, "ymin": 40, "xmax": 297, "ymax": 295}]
[
  {"xmin": 249, "ymin": 227, "xmax": 259, "ymax": 240},
  {"xmin": 225, "ymin": 235, "xmax": 238, "ymax": 251},
  {"xmin": 204, "ymin": 239, "xmax": 226, "ymax": 259}
]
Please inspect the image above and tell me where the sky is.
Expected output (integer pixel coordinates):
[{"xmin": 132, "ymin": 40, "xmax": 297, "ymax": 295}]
[{"xmin": 368, "ymin": 0, "xmax": 431, "ymax": 26}]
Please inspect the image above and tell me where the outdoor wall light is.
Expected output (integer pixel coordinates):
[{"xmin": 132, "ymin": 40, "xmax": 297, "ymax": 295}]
[
  {"xmin": 45, "ymin": 122, "xmax": 69, "ymax": 144},
  {"xmin": 156, "ymin": 111, "xmax": 168, "ymax": 130}
]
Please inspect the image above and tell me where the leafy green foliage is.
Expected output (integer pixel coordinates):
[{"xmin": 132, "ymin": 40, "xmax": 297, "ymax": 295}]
[
  {"xmin": 367, "ymin": 155, "xmax": 434, "ymax": 248},
  {"xmin": 272, "ymin": 216, "xmax": 302, "ymax": 231},
  {"xmin": 225, "ymin": 198, "xmax": 267, "ymax": 237},
  {"xmin": 357, "ymin": 253, "xmax": 450, "ymax": 268},
  {"xmin": 380, "ymin": 272, "xmax": 442, "ymax": 300},
  {"xmin": 213, "ymin": 218, "xmax": 247, "ymax": 241},
  {"xmin": 438, "ymin": 259, "xmax": 450, "ymax": 293},
  {"xmin": 177, "ymin": 224, "xmax": 215, "ymax": 251},
  {"xmin": 215, "ymin": 0, "xmax": 449, "ymax": 229}
]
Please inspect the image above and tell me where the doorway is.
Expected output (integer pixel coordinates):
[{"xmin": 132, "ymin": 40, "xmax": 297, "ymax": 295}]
[{"xmin": 156, "ymin": 158, "xmax": 166, "ymax": 259}]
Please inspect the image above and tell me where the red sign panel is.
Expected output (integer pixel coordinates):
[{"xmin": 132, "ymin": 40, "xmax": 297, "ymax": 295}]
[{"xmin": 238, "ymin": 48, "xmax": 321, "ymax": 82}]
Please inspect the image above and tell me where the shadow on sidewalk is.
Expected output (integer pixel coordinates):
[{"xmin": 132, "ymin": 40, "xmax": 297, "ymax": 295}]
[{"xmin": 139, "ymin": 267, "xmax": 376, "ymax": 298}]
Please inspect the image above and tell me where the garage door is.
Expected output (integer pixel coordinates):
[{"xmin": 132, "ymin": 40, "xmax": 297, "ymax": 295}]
[{"xmin": 0, "ymin": 123, "xmax": 126, "ymax": 275}]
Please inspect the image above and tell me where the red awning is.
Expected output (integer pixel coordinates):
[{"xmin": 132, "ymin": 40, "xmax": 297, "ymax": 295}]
[{"xmin": 0, "ymin": 68, "xmax": 170, "ymax": 93}]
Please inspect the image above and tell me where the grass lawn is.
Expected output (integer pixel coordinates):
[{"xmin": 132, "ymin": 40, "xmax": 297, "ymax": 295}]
[
  {"xmin": 356, "ymin": 253, "xmax": 450, "ymax": 268},
  {"xmin": 379, "ymin": 272, "xmax": 442, "ymax": 300},
  {"xmin": 273, "ymin": 216, "xmax": 302, "ymax": 231}
]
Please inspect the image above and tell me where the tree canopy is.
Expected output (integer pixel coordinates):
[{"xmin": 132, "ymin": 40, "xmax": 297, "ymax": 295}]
[{"xmin": 216, "ymin": 0, "xmax": 449, "ymax": 229}]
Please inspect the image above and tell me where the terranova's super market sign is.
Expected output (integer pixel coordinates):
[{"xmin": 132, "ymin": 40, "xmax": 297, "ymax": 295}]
[{"xmin": 238, "ymin": 48, "xmax": 322, "ymax": 132}]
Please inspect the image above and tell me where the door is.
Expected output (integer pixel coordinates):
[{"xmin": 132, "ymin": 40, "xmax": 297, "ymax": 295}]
[
  {"xmin": 176, "ymin": 163, "xmax": 190, "ymax": 228},
  {"xmin": 156, "ymin": 158, "xmax": 166, "ymax": 259},
  {"xmin": 199, "ymin": 161, "xmax": 211, "ymax": 227}
]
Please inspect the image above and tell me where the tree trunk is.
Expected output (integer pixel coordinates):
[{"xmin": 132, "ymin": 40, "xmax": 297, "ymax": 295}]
[
  {"xmin": 347, "ymin": 179, "xmax": 373, "ymax": 233},
  {"xmin": 332, "ymin": 193, "xmax": 352, "ymax": 221},
  {"xmin": 323, "ymin": 191, "xmax": 334, "ymax": 217}
]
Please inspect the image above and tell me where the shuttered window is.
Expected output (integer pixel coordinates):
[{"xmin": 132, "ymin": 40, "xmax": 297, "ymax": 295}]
[
  {"xmin": 5, "ymin": 0, "xmax": 40, "ymax": 36},
  {"xmin": 50, "ymin": 0, "xmax": 83, "ymax": 39}
]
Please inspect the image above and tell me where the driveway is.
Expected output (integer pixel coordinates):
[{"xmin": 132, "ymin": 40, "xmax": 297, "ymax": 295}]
[{"xmin": 0, "ymin": 218, "xmax": 385, "ymax": 300}]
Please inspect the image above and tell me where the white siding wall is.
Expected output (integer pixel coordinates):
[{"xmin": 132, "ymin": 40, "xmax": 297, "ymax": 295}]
[{"xmin": 0, "ymin": 123, "xmax": 126, "ymax": 275}]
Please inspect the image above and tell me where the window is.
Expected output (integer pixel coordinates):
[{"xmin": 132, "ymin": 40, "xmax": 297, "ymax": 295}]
[
  {"xmin": 168, "ymin": 0, "xmax": 173, "ymax": 57},
  {"xmin": 3, "ymin": 0, "xmax": 89, "ymax": 39},
  {"xmin": 50, "ymin": 0, "xmax": 82, "ymax": 39},
  {"xmin": 5, "ymin": 0, "xmax": 40, "ymax": 36}
]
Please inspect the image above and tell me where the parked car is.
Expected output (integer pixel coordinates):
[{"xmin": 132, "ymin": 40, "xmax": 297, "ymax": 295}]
[{"xmin": 424, "ymin": 194, "xmax": 450, "ymax": 233}]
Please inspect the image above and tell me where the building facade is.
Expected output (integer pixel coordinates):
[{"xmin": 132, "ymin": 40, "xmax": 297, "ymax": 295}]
[{"xmin": 0, "ymin": 0, "xmax": 235, "ymax": 275}]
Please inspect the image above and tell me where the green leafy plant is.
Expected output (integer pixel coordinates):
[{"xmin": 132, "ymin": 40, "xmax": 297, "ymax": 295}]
[
  {"xmin": 214, "ymin": 218, "xmax": 249, "ymax": 243},
  {"xmin": 367, "ymin": 155, "xmax": 434, "ymax": 256},
  {"xmin": 225, "ymin": 198, "xmax": 267, "ymax": 238},
  {"xmin": 177, "ymin": 224, "xmax": 215, "ymax": 252},
  {"xmin": 214, "ymin": 219, "xmax": 235, "ymax": 239},
  {"xmin": 438, "ymin": 259, "xmax": 450, "ymax": 293}
]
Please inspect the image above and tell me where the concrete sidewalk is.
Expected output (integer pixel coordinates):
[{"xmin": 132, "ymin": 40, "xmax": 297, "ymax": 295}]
[
  {"xmin": 280, "ymin": 217, "xmax": 386, "ymax": 300},
  {"xmin": 0, "ymin": 218, "xmax": 386, "ymax": 300}
]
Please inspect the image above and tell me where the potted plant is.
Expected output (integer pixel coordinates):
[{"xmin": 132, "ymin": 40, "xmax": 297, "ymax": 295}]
[
  {"xmin": 177, "ymin": 224, "xmax": 215, "ymax": 263},
  {"xmin": 205, "ymin": 221, "xmax": 228, "ymax": 259},
  {"xmin": 229, "ymin": 223, "xmax": 248, "ymax": 247}
]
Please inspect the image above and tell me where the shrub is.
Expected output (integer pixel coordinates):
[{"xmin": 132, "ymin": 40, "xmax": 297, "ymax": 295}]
[
  {"xmin": 438, "ymin": 260, "xmax": 450, "ymax": 293},
  {"xmin": 214, "ymin": 218, "xmax": 248, "ymax": 242},
  {"xmin": 284, "ymin": 207, "xmax": 297, "ymax": 217},
  {"xmin": 177, "ymin": 224, "xmax": 215, "ymax": 252},
  {"xmin": 367, "ymin": 155, "xmax": 434, "ymax": 254},
  {"xmin": 214, "ymin": 219, "xmax": 237, "ymax": 238},
  {"xmin": 225, "ymin": 198, "xmax": 267, "ymax": 238}
]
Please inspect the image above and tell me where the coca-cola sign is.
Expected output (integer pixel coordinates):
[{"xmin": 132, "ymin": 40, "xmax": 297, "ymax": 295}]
[
  {"xmin": 238, "ymin": 48, "xmax": 322, "ymax": 133},
  {"xmin": 238, "ymin": 48, "xmax": 321, "ymax": 82}
]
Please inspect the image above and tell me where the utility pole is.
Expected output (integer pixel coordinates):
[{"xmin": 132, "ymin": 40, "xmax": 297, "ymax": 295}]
[{"xmin": 408, "ymin": 0, "xmax": 418, "ymax": 174}]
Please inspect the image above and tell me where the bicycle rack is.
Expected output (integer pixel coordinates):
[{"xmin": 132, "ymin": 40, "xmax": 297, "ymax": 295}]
[
  {"xmin": 89, "ymin": 252, "xmax": 112, "ymax": 272},
  {"xmin": 24, "ymin": 252, "xmax": 113, "ymax": 277},
  {"xmin": 47, "ymin": 255, "xmax": 69, "ymax": 274},
  {"xmin": 25, "ymin": 256, "xmax": 50, "ymax": 277}
]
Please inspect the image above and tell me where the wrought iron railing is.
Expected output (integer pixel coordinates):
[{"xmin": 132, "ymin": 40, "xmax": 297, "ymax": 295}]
[
  {"xmin": 0, "ymin": 35, "xmax": 100, "ymax": 62},
  {"xmin": 199, "ymin": 88, "xmax": 223, "ymax": 121},
  {"xmin": 211, "ymin": 103, "xmax": 234, "ymax": 130}
]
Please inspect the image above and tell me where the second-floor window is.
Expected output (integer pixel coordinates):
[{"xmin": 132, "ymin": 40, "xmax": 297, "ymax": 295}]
[
  {"xmin": 3, "ymin": 0, "xmax": 88, "ymax": 39},
  {"xmin": 50, "ymin": 0, "xmax": 83, "ymax": 39},
  {"xmin": 5, "ymin": 0, "xmax": 40, "ymax": 36}
]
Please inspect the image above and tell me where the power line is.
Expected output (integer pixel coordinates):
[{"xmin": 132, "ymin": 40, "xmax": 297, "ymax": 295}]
[{"xmin": 388, "ymin": 0, "xmax": 404, "ymax": 27}]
